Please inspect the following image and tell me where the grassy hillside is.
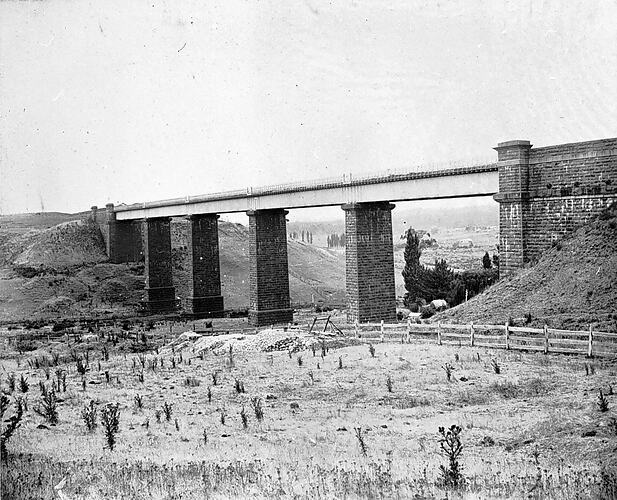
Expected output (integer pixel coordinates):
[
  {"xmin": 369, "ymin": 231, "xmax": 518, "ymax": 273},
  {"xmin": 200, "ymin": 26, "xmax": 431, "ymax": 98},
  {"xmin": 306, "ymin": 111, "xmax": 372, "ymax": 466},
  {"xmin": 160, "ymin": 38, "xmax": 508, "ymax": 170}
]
[{"xmin": 0, "ymin": 215, "xmax": 346, "ymax": 322}]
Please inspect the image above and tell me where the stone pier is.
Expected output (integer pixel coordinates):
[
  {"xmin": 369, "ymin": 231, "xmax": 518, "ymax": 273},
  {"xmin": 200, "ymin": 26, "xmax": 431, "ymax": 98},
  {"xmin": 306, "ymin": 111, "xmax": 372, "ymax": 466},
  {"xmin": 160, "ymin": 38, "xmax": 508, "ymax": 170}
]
[
  {"xmin": 185, "ymin": 214, "xmax": 224, "ymax": 317},
  {"xmin": 343, "ymin": 202, "xmax": 396, "ymax": 323},
  {"xmin": 105, "ymin": 203, "xmax": 143, "ymax": 263},
  {"xmin": 247, "ymin": 209, "xmax": 293, "ymax": 326},
  {"xmin": 142, "ymin": 217, "xmax": 176, "ymax": 314}
]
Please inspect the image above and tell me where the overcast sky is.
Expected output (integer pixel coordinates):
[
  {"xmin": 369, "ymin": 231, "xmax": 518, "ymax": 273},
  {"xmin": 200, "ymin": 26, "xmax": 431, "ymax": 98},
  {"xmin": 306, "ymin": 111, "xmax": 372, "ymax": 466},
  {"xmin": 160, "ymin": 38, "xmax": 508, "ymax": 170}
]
[{"xmin": 1, "ymin": 0, "xmax": 616, "ymax": 217}]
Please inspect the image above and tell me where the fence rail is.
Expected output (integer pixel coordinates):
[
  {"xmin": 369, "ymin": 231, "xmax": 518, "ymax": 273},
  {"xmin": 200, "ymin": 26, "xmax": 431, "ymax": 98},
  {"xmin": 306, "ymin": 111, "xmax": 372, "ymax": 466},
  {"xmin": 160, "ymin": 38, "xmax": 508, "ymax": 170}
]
[{"xmin": 346, "ymin": 319, "xmax": 616, "ymax": 357}]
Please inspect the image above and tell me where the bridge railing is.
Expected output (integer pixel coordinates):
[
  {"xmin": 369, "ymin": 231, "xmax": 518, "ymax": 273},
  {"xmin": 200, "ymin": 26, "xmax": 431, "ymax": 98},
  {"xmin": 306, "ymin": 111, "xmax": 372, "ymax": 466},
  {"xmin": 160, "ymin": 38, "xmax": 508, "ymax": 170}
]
[{"xmin": 340, "ymin": 319, "xmax": 617, "ymax": 357}]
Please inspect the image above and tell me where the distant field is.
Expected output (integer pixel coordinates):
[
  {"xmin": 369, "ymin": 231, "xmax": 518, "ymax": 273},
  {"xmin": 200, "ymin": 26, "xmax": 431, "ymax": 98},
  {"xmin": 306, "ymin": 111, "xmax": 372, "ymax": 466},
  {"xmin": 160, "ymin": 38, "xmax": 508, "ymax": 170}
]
[{"xmin": 1, "ymin": 317, "xmax": 615, "ymax": 499}]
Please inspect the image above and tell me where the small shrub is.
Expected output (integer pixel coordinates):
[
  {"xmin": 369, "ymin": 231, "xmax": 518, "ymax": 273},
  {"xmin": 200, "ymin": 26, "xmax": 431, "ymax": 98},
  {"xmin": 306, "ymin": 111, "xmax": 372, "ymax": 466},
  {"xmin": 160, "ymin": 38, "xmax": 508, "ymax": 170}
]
[
  {"xmin": 1, "ymin": 395, "xmax": 23, "ymax": 461},
  {"xmin": 597, "ymin": 390, "xmax": 610, "ymax": 412},
  {"xmin": 386, "ymin": 375, "xmax": 393, "ymax": 393},
  {"xmin": 101, "ymin": 402, "xmax": 120, "ymax": 451},
  {"xmin": 608, "ymin": 418, "xmax": 617, "ymax": 436},
  {"xmin": 202, "ymin": 428, "xmax": 208, "ymax": 445},
  {"xmin": 134, "ymin": 394, "xmax": 143, "ymax": 410},
  {"xmin": 175, "ymin": 419, "xmax": 180, "ymax": 431},
  {"xmin": 81, "ymin": 400, "xmax": 98, "ymax": 432},
  {"xmin": 18, "ymin": 375, "xmax": 29, "ymax": 393},
  {"xmin": 354, "ymin": 427, "xmax": 367, "ymax": 456},
  {"xmin": 234, "ymin": 379, "xmax": 245, "ymax": 394},
  {"xmin": 211, "ymin": 372, "xmax": 219, "ymax": 386},
  {"xmin": 438, "ymin": 425, "xmax": 464, "ymax": 489},
  {"xmin": 184, "ymin": 377, "xmax": 201, "ymax": 387},
  {"xmin": 251, "ymin": 397, "xmax": 264, "ymax": 422},
  {"xmin": 34, "ymin": 388, "xmax": 58, "ymax": 424},
  {"xmin": 155, "ymin": 410, "xmax": 161, "ymax": 423},
  {"xmin": 220, "ymin": 409, "xmax": 226, "ymax": 425},
  {"xmin": 491, "ymin": 359, "xmax": 501, "ymax": 374},
  {"xmin": 240, "ymin": 407, "xmax": 248, "ymax": 429},
  {"xmin": 207, "ymin": 386, "xmax": 212, "ymax": 403},
  {"xmin": 442, "ymin": 363, "xmax": 454, "ymax": 382},
  {"xmin": 369, "ymin": 344, "xmax": 375, "ymax": 358},
  {"xmin": 338, "ymin": 356, "xmax": 343, "ymax": 370},
  {"xmin": 76, "ymin": 356, "xmax": 89, "ymax": 376},
  {"xmin": 6, "ymin": 374, "xmax": 16, "ymax": 394},
  {"xmin": 297, "ymin": 356, "xmax": 303, "ymax": 367},
  {"xmin": 311, "ymin": 344, "xmax": 316, "ymax": 357},
  {"xmin": 162, "ymin": 402, "xmax": 173, "ymax": 421}
]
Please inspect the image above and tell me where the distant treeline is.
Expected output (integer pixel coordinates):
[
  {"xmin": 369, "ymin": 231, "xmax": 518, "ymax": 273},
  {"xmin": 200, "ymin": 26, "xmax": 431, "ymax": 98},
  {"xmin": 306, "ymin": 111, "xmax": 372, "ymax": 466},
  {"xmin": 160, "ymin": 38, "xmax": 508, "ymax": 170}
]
[{"xmin": 327, "ymin": 233, "xmax": 345, "ymax": 248}]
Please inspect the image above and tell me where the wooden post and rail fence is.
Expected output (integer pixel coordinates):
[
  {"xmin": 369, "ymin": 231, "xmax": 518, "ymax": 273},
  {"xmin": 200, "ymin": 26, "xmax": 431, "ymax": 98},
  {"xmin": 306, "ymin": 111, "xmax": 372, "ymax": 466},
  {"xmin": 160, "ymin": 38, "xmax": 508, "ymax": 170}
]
[{"xmin": 343, "ymin": 319, "xmax": 616, "ymax": 357}]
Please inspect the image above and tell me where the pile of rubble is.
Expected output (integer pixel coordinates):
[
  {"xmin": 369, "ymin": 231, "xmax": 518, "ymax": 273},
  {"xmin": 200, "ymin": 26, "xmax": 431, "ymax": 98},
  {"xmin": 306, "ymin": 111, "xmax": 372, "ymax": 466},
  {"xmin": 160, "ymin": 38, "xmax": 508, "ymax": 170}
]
[{"xmin": 161, "ymin": 328, "xmax": 360, "ymax": 356}]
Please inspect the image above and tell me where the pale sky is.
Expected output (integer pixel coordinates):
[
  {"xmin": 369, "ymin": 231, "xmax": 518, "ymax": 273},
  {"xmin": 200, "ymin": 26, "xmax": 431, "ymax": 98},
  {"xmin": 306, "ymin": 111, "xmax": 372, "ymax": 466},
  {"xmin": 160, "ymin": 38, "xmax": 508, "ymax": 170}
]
[{"xmin": 1, "ymin": 0, "xmax": 616, "ymax": 216}]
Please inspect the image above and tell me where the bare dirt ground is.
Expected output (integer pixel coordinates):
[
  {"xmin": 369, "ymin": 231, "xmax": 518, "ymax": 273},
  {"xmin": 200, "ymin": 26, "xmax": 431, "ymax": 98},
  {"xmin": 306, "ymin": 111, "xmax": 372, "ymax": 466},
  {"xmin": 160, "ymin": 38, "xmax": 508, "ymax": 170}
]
[{"xmin": 1, "ymin": 317, "xmax": 616, "ymax": 499}]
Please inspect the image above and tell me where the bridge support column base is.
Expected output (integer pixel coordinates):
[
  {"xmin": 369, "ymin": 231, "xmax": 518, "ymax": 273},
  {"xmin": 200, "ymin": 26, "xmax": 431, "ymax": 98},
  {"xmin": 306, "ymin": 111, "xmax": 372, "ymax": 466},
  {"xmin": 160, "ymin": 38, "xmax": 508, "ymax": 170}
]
[
  {"xmin": 248, "ymin": 308, "xmax": 294, "ymax": 327},
  {"xmin": 185, "ymin": 295, "xmax": 224, "ymax": 318},
  {"xmin": 142, "ymin": 287, "xmax": 177, "ymax": 315}
]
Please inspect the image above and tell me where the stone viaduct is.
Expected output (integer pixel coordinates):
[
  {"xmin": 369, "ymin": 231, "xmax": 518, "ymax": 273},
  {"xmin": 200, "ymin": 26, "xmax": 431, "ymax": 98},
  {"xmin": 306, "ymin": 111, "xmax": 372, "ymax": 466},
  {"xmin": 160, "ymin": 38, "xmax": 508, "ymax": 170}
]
[{"xmin": 94, "ymin": 137, "xmax": 617, "ymax": 326}]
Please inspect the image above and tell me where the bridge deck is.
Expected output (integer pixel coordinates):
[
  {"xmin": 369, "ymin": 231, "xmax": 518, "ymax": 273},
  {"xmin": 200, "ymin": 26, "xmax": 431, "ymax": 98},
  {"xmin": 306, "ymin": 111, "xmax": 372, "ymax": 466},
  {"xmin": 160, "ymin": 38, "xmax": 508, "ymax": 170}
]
[{"xmin": 114, "ymin": 163, "xmax": 498, "ymax": 220}]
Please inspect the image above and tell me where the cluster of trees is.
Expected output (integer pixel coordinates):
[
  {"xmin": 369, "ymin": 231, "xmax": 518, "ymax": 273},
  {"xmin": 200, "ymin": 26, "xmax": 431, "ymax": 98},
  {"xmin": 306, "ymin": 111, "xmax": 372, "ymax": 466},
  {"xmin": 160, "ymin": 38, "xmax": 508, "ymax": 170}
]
[
  {"xmin": 289, "ymin": 230, "xmax": 314, "ymax": 244},
  {"xmin": 402, "ymin": 229, "xmax": 499, "ymax": 310},
  {"xmin": 327, "ymin": 233, "xmax": 346, "ymax": 248}
]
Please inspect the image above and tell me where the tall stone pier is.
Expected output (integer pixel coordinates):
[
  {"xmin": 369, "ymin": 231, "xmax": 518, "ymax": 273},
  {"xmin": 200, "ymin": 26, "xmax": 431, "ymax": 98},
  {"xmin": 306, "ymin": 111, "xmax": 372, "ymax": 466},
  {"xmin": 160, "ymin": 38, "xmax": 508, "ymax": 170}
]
[
  {"xmin": 142, "ymin": 217, "xmax": 176, "ymax": 314},
  {"xmin": 247, "ymin": 209, "xmax": 293, "ymax": 326},
  {"xmin": 343, "ymin": 202, "xmax": 397, "ymax": 323},
  {"xmin": 185, "ymin": 214, "xmax": 224, "ymax": 317}
]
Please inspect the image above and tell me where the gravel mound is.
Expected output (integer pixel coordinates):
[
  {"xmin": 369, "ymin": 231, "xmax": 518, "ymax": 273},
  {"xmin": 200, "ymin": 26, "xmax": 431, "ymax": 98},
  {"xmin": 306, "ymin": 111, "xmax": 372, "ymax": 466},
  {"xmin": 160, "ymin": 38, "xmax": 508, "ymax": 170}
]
[{"xmin": 161, "ymin": 328, "xmax": 361, "ymax": 356}]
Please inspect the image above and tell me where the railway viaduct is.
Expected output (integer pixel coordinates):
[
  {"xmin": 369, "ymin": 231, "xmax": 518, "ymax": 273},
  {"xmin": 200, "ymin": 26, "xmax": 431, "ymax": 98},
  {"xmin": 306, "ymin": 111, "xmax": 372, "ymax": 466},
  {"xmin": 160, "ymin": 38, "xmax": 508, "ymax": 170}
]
[{"xmin": 94, "ymin": 137, "xmax": 617, "ymax": 326}]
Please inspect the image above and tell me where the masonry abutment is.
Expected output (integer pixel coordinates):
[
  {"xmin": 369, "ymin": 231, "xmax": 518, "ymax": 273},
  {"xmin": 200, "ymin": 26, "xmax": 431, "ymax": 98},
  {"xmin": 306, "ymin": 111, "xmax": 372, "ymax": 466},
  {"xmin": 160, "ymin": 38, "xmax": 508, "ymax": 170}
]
[
  {"xmin": 493, "ymin": 140, "xmax": 532, "ymax": 277},
  {"xmin": 493, "ymin": 138, "xmax": 617, "ymax": 277},
  {"xmin": 105, "ymin": 203, "xmax": 143, "ymax": 263},
  {"xmin": 142, "ymin": 217, "xmax": 176, "ymax": 314},
  {"xmin": 185, "ymin": 214, "xmax": 224, "ymax": 317},
  {"xmin": 343, "ymin": 202, "xmax": 397, "ymax": 323},
  {"xmin": 247, "ymin": 209, "xmax": 293, "ymax": 326}
]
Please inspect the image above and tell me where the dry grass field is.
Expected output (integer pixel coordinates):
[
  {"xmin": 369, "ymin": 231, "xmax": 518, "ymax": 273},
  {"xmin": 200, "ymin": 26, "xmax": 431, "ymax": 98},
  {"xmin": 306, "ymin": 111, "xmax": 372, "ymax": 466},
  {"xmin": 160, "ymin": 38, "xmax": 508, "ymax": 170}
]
[{"xmin": 1, "ymin": 319, "xmax": 617, "ymax": 499}]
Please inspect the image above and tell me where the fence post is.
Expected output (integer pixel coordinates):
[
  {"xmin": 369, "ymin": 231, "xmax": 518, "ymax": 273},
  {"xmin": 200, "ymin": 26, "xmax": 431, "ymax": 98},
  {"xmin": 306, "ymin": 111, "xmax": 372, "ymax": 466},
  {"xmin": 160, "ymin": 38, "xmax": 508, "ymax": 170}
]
[
  {"xmin": 380, "ymin": 320, "xmax": 384, "ymax": 343},
  {"xmin": 470, "ymin": 322, "xmax": 475, "ymax": 347},
  {"xmin": 406, "ymin": 317, "xmax": 411, "ymax": 343},
  {"xmin": 588, "ymin": 325, "xmax": 593, "ymax": 358},
  {"xmin": 437, "ymin": 321, "xmax": 442, "ymax": 346},
  {"xmin": 543, "ymin": 324, "xmax": 549, "ymax": 354},
  {"xmin": 505, "ymin": 322, "xmax": 510, "ymax": 350}
]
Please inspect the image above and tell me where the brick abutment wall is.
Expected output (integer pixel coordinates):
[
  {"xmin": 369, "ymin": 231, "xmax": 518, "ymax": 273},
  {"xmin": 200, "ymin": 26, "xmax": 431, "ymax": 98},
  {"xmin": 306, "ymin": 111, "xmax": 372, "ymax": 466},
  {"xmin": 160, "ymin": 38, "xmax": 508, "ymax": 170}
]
[{"xmin": 494, "ymin": 138, "xmax": 617, "ymax": 276}]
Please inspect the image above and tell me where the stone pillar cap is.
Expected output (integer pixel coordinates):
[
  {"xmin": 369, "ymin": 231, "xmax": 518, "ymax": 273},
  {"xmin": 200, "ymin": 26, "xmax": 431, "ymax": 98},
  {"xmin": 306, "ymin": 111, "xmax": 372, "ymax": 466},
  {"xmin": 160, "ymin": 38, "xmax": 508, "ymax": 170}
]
[{"xmin": 494, "ymin": 140, "xmax": 532, "ymax": 150}]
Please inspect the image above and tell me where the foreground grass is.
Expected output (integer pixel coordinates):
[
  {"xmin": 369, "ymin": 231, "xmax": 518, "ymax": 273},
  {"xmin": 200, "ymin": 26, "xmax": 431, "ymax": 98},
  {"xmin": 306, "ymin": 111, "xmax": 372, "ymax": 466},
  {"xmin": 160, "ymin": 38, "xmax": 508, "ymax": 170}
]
[{"xmin": 1, "ymin": 324, "xmax": 617, "ymax": 499}]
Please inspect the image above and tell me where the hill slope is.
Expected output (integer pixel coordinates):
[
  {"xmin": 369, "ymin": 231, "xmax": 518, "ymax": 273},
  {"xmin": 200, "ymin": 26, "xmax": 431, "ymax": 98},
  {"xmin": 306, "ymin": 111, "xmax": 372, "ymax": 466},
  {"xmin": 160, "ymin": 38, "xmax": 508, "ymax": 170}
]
[
  {"xmin": 0, "ymin": 216, "xmax": 346, "ymax": 321},
  {"xmin": 434, "ymin": 207, "xmax": 617, "ymax": 331}
]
